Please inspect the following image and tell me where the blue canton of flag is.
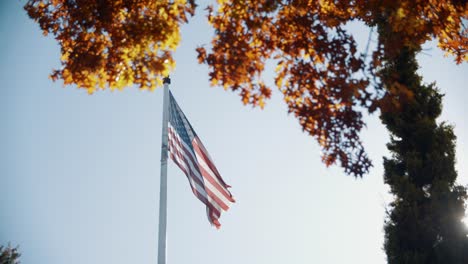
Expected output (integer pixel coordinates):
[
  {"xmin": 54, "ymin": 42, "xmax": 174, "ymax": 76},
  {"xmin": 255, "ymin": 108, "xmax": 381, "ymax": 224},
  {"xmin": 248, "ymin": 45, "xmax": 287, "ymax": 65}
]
[{"xmin": 167, "ymin": 91, "xmax": 235, "ymax": 228}]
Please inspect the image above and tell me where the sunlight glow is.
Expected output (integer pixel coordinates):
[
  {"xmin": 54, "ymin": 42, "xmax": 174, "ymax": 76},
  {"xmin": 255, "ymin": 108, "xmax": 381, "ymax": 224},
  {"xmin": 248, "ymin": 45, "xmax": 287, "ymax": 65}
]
[{"xmin": 462, "ymin": 215, "xmax": 468, "ymax": 229}]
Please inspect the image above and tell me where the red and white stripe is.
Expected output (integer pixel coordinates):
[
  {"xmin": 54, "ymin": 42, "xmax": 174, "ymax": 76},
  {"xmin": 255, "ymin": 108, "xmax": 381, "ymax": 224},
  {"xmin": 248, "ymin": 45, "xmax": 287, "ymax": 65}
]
[{"xmin": 167, "ymin": 124, "xmax": 234, "ymax": 228}]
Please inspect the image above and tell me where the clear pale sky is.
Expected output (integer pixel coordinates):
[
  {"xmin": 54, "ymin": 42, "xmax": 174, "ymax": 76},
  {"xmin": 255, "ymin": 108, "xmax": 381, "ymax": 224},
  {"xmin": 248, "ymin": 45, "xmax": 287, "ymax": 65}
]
[{"xmin": 1, "ymin": 1, "xmax": 467, "ymax": 264}]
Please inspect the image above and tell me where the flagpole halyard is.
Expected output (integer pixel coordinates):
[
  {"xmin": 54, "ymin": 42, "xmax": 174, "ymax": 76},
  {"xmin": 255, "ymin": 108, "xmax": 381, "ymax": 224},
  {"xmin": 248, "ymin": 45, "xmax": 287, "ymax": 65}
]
[{"xmin": 157, "ymin": 76, "xmax": 171, "ymax": 264}]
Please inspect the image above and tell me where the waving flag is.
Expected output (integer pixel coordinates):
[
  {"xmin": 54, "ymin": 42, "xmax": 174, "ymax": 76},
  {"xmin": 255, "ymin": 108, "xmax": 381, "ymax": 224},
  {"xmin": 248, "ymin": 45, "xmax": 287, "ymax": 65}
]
[{"xmin": 167, "ymin": 91, "xmax": 235, "ymax": 228}]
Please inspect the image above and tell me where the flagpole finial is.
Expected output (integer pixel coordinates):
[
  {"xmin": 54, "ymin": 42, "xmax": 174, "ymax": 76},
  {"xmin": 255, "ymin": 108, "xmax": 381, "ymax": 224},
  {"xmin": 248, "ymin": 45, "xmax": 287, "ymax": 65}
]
[{"xmin": 163, "ymin": 76, "xmax": 171, "ymax": 84}]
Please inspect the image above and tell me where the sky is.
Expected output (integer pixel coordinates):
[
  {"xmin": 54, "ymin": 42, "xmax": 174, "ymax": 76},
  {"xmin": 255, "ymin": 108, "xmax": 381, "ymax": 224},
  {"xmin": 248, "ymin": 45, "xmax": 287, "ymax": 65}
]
[{"xmin": 1, "ymin": 1, "xmax": 467, "ymax": 264}]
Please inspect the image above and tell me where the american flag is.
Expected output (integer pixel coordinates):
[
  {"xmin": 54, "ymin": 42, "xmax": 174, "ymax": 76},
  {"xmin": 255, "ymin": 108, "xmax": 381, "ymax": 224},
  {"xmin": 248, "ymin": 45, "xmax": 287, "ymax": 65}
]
[{"xmin": 167, "ymin": 91, "xmax": 235, "ymax": 228}]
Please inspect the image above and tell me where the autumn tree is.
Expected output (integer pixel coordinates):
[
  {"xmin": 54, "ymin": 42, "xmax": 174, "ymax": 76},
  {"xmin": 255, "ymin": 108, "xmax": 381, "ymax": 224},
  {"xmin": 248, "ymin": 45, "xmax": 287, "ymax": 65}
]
[
  {"xmin": 25, "ymin": 0, "xmax": 468, "ymax": 262},
  {"xmin": 197, "ymin": 0, "xmax": 467, "ymax": 176},
  {"xmin": 24, "ymin": 0, "xmax": 196, "ymax": 93}
]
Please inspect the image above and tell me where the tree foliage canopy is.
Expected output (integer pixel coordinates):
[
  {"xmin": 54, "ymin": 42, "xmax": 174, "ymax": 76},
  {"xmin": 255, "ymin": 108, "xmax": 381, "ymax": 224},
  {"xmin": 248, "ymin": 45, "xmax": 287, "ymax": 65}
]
[
  {"xmin": 25, "ymin": 0, "xmax": 467, "ymax": 176},
  {"xmin": 25, "ymin": 0, "xmax": 195, "ymax": 93},
  {"xmin": 197, "ymin": 0, "xmax": 467, "ymax": 176}
]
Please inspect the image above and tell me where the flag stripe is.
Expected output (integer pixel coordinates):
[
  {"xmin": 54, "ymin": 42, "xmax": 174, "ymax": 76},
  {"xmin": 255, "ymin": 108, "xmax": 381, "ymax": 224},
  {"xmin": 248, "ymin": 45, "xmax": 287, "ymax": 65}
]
[
  {"xmin": 192, "ymin": 141, "xmax": 235, "ymax": 202},
  {"xmin": 169, "ymin": 145, "xmax": 229, "ymax": 211},
  {"xmin": 167, "ymin": 136, "xmax": 229, "ymax": 210},
  {"xmin": 193, "ymin": 139, "xmax": 232, "ymax": 188},
  {"xmin": 169, "ymin": 146, "xmax": 225, "ymax": 214},
  {"xmin": 168, "ymin": 142, "xmax": 211, "ymax": 203},
  {"xmin": 195, "ymin": 158, "xmax": 234, "ymax": 203},
  {"xmin": 177, "ymin": 166, "xmax": 222, "ymax": 217},
  {"xmin": 168, "ymin": 125, "xmax": 232, "ymax": 204},
  {"xmin": 171, "ymin": 157, "xmax": 221, "ymax": 221},
  {"xmin": 168, "ymin": 128, "xmax": 230, "ymax": 211}
]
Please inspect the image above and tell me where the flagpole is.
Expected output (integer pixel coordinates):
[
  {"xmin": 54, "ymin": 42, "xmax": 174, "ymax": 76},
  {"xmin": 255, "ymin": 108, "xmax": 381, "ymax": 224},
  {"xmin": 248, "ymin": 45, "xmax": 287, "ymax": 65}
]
[{"xmin": 158, "ymin": 76, "xmax": 170, "ymax": 264}]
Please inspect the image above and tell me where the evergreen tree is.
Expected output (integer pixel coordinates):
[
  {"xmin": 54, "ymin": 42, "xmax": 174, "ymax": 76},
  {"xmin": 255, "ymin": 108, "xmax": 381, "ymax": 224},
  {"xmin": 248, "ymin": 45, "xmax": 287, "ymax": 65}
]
[
  {"xmin": 380, "ymin": 46, "xmax": 468, "ymax": 263},
  {"xmin": 0, "ymin": 245, "xmax": 21, "ymax": 264}
]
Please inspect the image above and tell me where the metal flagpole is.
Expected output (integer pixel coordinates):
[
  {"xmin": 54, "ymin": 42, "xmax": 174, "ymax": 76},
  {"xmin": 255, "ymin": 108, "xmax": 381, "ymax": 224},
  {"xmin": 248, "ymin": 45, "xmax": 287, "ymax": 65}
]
[{"xmin": 158, "ymin": 76, "xmax": 171, "ymax": 264}]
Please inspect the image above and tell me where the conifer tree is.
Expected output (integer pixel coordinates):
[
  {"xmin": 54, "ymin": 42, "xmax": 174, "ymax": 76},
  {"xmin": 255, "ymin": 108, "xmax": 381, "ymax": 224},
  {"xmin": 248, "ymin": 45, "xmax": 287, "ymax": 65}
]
[
  {"xmin": 379, "ymin": 44, "xmax": 468, "ymax": 264},
  {"xmin": 0, "ymin": 245, "xmax": 21, "ymax": 264}
]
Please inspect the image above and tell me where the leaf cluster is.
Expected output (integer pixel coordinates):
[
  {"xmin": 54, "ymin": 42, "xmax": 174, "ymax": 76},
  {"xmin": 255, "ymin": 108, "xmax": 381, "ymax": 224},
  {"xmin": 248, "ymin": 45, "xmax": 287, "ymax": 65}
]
[
  {"xmin": 197, "ymin": 0, "xmax": 467, "ymax": 176},
  {"xmin": 25, "ymin": 0, "xmax": 196, "ymax": 93}
]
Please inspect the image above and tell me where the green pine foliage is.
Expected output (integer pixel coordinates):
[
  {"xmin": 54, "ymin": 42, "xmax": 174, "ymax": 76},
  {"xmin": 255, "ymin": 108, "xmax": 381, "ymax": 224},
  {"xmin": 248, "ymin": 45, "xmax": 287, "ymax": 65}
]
[
  {"xmin": 380, "ymin": 48, "xmax": 468, "ymax": 263},
  {"xmin": 0, "ymin": 245, "xmax": 21, "ymax": 264}
]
